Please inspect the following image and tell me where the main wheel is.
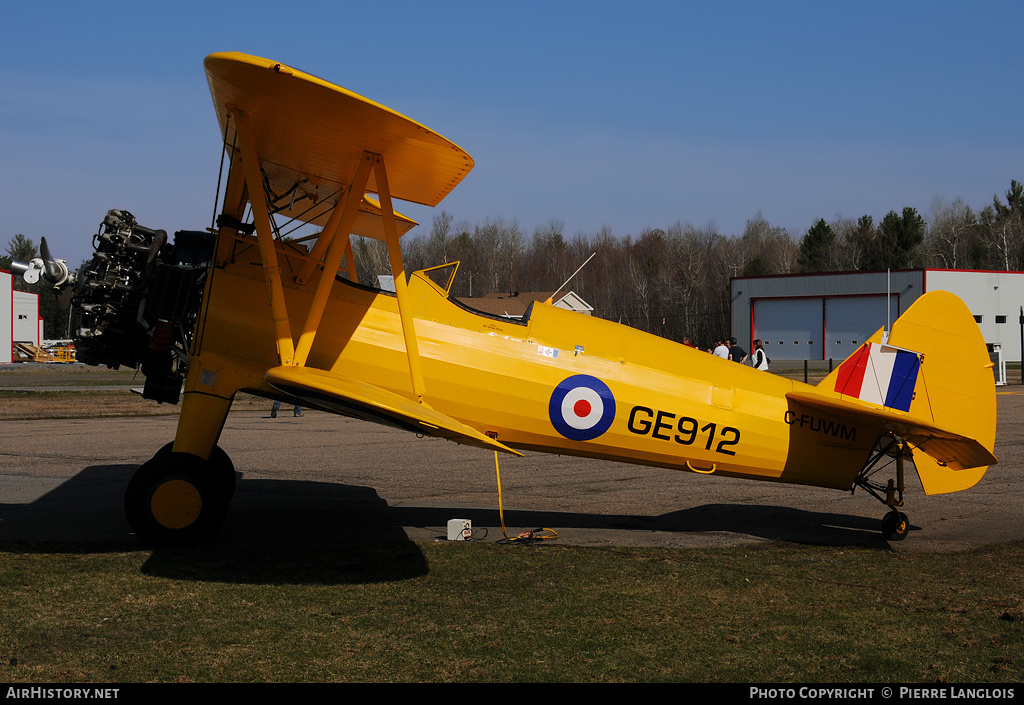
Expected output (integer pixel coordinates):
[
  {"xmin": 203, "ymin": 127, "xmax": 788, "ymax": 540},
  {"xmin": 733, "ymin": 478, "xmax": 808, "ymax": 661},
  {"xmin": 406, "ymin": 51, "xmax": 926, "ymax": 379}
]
[
  {"xmin": 154, "ymin": 442, "xmax": 236, "ymax": 502},
  {"xmin": 125, "ymin": 453, "xmax": 229, "ymax": 545},
  {"xmin": 882, "ymin": 511, "xmax": 910, "ymax": 541}
]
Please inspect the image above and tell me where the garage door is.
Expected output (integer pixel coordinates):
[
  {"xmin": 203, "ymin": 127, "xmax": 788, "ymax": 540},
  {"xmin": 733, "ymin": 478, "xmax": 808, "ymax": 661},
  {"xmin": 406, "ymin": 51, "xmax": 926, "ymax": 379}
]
[
  {"xmin": 752, "ymin": 298, "xmax": 822, "ymax": 360},
  {"xmin": 824, "ymin": 295, "xmax": 900, "ymax": 361}
]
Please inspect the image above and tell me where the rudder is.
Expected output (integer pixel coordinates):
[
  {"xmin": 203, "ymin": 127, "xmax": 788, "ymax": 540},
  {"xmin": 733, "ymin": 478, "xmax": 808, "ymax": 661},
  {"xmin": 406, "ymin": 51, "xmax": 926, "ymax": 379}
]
[{"xmin": 816, "ymin": 290, "xmax": 996, "ymax": 494}]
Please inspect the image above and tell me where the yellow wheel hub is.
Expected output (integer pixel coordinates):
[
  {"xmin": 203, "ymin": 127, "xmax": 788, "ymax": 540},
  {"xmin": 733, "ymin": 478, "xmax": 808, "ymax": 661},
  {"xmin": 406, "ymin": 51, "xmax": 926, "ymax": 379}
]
[{"xmin": 150, "ymin": 479, "xmax": 202, "ymax": 530}]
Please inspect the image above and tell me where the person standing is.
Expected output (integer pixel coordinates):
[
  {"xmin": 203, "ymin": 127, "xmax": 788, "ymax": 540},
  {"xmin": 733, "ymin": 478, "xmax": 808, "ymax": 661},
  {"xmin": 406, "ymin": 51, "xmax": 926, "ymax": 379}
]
[
  {"xmin": 713, "ymin": 338, "xmax": 729, "ymax": 359},
  {"xmin": 751, "ymin": 339, "xmax": 769, "ymax": 370},
  {"xmin": 271, "ymin": 400, "xmax": 303, "ymax": 418},
  {"xmin": 728, "ymin": 337, "xmax": 748, "ymax": 364}
]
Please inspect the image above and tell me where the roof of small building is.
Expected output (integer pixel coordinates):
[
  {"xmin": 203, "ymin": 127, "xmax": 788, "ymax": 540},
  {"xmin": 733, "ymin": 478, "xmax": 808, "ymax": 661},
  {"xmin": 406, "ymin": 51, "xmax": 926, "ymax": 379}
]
[{"xmin": 456, "ymin": 291, "xmax": 593, "ymax": 318}]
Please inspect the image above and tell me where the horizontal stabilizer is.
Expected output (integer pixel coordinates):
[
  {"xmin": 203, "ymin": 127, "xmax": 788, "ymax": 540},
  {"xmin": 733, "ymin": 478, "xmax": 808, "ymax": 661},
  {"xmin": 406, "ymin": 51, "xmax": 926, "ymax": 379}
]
[
  {"xmin": 787, "ymin": 390, "xmax": 997, "ymax": 471},
  {"xmin": 264, "ymin": 366, "xmax": 521, "ymax": 456}
]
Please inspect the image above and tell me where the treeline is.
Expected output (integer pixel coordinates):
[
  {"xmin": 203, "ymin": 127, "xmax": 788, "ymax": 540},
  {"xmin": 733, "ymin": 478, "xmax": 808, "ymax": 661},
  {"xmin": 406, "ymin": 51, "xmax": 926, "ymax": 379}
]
[
  {"xmin": 351, "ymin": 179, "xmax": 1024, "ymax": 349},
  {"xmin": 799, "ymin": 180, "xmax": 1024, "ymax": 273},
  {"xmin": 353, "ymin": 214, "xmax": 790, "ymax": 349},
  {"xmin": 5, "ymin": 180, "xmax": 1023, "ymax": 349}
]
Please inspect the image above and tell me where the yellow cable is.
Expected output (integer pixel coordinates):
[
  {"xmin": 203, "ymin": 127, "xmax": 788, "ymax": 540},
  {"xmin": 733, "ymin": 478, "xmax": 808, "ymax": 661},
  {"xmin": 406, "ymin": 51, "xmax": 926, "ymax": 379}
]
[
  {"xmin": 495, "ymin": 451, "xmax": 510, "ymax": 539},
  {"xmin": 494, "ymin": 451, "xmax": 558, "ymax": 543}
]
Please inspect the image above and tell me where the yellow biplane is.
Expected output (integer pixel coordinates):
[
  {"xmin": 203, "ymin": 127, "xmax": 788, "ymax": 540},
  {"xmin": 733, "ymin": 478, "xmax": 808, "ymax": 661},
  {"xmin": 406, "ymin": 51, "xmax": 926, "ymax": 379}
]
[{"xmin": 20, "ymin": 53, "xmax": 997, "ymax": 545}]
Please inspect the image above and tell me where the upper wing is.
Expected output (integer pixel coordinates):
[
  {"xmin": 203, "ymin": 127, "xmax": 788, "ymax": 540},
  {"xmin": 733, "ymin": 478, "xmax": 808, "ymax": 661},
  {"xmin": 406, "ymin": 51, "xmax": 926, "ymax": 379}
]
[{"xmin": 205, "ymin": 52, "xmax": 474, "ymax": 228}]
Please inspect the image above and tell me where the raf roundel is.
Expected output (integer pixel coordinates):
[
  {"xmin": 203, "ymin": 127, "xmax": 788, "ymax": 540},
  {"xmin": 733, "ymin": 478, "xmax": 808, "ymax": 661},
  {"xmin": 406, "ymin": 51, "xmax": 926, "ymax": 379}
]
[{"xmin": 549, "ymin": 375, "xmax": 616, "ymax": 441}]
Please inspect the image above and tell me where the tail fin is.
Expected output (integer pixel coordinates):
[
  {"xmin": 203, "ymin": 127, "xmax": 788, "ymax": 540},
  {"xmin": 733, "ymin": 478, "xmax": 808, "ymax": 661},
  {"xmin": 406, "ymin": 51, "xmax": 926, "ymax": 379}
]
[{"xmin": 791, "ymin": 290, "xmax": 997, "ymax": 494}]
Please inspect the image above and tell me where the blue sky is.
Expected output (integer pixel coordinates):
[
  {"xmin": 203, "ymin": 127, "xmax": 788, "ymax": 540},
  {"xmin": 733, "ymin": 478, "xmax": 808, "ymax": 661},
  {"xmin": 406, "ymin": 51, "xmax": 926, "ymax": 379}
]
[{"xmin": 3, "ymin": 1, "xmax": 1023, "ymax": 267}]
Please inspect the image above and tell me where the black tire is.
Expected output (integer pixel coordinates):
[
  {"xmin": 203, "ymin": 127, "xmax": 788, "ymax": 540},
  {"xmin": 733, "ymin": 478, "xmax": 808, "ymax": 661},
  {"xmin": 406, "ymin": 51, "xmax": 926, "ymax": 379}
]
[
  {"xmin": 124, "ymin": 453, "xmax": 229, "ymax": 545},
  {"xmin": 155, "ymin": 441, "xmax": 236, "ymax": 501},
  {"xmin": 882, "ymin": 511, "xmax": 910, "ymax": 541}
]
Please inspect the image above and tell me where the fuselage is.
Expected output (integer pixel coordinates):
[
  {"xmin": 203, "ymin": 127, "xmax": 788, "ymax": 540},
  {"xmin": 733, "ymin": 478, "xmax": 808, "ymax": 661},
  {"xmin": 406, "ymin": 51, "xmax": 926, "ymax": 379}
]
[{"xmin": 193, "ymin": 234, "xmax": 882, "ymax": 491}]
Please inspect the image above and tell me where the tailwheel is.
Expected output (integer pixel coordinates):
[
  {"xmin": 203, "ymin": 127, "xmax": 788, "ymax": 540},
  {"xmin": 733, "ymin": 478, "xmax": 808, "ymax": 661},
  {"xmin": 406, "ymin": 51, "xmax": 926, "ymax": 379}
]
[
  {"xmin": 853, "ymin": 432, "xmax": 914, "ymax": 541},
  {"xmin": 125, "ymin": 452, "xmax": 229, "ymax": 545},
  {"xmin": 882, "ymin": 510, "xmax": 910, "ymax": 541}
]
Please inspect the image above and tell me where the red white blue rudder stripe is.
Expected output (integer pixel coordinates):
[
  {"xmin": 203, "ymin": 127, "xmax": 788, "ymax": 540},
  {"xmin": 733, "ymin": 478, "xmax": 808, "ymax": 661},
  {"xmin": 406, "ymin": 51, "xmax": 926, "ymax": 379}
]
[
  {"xmin": 549, "ymin": 375, "xmax": 616, "ymax": 441},
  {"xmin": 834, "ymin": 342, "xmax": 922, "ymax": 412}
]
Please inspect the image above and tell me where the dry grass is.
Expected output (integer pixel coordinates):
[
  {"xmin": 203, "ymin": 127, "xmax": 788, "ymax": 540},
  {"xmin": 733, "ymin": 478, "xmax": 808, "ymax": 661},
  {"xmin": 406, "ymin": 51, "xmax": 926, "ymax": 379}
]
[
  {"xmin": 0, "ymin": 389, "xmax": 178, "ymax": 420},
  {"xmin": 1, "ymin": 541, "xmax": 1022, "ymax": 683},
  {"xmin": 0, "ymin": 363, "xmax": 273, "ymax": 420}
]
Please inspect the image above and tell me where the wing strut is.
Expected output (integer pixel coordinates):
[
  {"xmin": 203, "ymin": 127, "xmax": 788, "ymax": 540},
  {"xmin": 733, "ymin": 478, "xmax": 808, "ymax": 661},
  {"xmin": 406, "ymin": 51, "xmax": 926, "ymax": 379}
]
[
  {"xmin": 374, "ymin": 154, "xmax": 427, "ymax": 403},
  {"xmin": 231, "ymin": 109, "xmax": 425, "ymax": 401},
  {"xmin": 295, "ymin": 192, "xmax": 360, "ymax": 286},
  {"xmin": 293, "ymin": 152, "xmax": 373, "ymax": 366},
  {"xmin": 233, "ymin": 108, "xmax": 295, "ymax": 367}
]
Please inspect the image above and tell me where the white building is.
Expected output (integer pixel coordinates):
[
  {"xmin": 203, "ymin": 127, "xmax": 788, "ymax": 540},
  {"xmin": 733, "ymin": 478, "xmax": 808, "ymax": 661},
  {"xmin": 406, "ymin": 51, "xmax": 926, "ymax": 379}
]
[
  {"xmin": 1, "ymin": 270, "xmax": 43, "ymax": 364},
  {"xmin": 456, "ymin": 290, "xmax": 594, "ymax": 320},
  {"xmin": 730, "ymin": 269, "xmax": 1024, "ymax": 363}
]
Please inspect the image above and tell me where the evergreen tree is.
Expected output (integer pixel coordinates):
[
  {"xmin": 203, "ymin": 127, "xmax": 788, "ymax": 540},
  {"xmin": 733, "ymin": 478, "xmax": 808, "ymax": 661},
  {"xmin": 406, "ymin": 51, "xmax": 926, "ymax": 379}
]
[
  {"xmin": 878, "ymin": 207, "xmax": 926, "ymax": 269},
  {"xmin": 993, "ymin": 180, "xmax": 1024, "ymax": 221},
  {"xmin": 856, "ymin": 209, "xmax": 925, "ymax": 270},
  {"xmin": 743, "ymin": 255, "xmax": 768, "ymax": 277},
  {"xmin": 798, "ymin": 219, "xmax": 836, "ymax": 272}
]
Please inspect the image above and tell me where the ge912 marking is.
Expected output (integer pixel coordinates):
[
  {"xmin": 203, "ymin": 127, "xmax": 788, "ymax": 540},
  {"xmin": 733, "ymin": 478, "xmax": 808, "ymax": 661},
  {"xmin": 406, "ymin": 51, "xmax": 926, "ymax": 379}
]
[{"xmin": 627, "ymin": 406, "xmax": 740, "ymax": 455}]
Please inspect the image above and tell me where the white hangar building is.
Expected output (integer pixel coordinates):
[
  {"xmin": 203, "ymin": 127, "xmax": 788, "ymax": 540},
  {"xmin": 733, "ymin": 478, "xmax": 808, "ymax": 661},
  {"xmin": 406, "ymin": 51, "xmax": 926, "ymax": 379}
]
[
  {"xmin": 730, "ymin": 269, "xmax": 1024, "ymax": 364},
  {"xmin": 1, "ymin": 270, "xmax": 43, "ymax": 364}
]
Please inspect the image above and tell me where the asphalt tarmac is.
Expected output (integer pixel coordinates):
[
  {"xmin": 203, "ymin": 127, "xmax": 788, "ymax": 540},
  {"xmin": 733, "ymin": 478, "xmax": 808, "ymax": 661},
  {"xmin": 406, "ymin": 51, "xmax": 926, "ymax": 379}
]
[{"xmin": 1, "ymin": 391, "xmax": 1022, "ymax": 553}]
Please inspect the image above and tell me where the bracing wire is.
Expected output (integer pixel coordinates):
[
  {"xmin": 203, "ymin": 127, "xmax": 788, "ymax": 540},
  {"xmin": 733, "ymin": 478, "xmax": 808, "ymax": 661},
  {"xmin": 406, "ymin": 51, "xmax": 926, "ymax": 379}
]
[{"xmin": 210, "ymin": 117, "xmax": 232, "ymax": 231}]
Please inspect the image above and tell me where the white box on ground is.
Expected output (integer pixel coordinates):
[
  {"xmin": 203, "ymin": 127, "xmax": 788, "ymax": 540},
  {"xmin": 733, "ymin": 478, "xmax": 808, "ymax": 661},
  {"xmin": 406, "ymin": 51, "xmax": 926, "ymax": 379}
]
[{"xmin": 447, "ymin": 519, "xmax": 472, "ymax": 541}]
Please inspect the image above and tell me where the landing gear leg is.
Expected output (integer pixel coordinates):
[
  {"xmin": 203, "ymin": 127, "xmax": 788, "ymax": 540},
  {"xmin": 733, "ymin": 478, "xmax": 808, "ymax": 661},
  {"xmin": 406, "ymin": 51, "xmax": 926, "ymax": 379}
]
[
  {"xmin": 854, "ymin": 433, "xmax": 912, "ymax": 541},
  {"xmin": 881, "ymin": 455, "xmax": 909, "ymax": 541},
  {"xmin": 126, "ymin": 386, "xmax": 237, "ymax": 545}
]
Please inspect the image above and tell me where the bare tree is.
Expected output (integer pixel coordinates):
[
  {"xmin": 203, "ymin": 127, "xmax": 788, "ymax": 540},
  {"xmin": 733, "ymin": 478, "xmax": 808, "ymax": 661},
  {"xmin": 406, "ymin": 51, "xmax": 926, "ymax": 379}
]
[
  {"xmin": 926, "ymin": 196, "xmax": 977, "ymax": 269},
  {"xmin": 427, "ymin": 210, "xmax": 453, "ymax": 265}
]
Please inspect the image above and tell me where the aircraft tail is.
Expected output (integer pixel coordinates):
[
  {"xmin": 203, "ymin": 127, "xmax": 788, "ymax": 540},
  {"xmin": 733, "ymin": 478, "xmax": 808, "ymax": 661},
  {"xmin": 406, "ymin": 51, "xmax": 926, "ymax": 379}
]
[{"xmin": 790, "ymin": 290, "xmax": 997, "ymax": 494}]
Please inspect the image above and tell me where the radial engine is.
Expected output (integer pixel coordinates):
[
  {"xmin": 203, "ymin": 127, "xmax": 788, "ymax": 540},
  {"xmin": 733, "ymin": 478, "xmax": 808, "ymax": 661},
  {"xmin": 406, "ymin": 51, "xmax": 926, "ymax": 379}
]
[{"xmin": 13, "ymin": 209, "xmax": 215, "ymax": 403}]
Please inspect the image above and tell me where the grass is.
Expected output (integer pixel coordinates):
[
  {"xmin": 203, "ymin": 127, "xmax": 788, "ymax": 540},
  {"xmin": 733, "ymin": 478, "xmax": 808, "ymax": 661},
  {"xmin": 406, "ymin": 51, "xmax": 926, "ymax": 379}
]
[
  {"xmin": 0, "ymin": 390, "xmax": 175, "ymax": 420},
  {"xmin": 1, "ymin": 540, "xmax": 1021, "ymax": 683}
]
